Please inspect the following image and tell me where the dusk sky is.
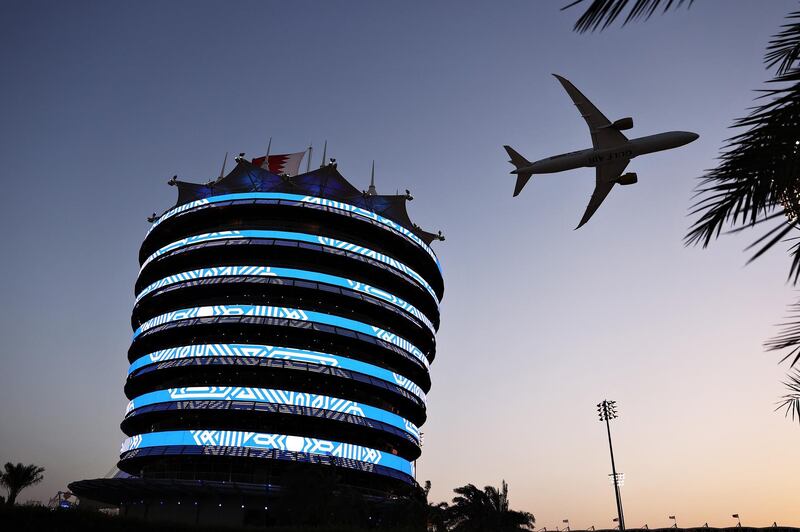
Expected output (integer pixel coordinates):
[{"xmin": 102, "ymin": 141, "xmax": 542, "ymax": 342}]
[{"xmin": 1, "ymin": 0, "xmax": 798, "ymax": 527}]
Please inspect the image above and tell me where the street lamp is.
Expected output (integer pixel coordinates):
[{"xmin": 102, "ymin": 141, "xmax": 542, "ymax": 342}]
[{"xmin": 598, "ymin": 400, "xmax": 625, "ymax": 531}]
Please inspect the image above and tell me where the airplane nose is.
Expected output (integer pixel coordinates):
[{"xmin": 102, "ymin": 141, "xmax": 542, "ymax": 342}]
[{"xmin": 687, "ymin": 132, "xmax": 699, "ymax": 142}]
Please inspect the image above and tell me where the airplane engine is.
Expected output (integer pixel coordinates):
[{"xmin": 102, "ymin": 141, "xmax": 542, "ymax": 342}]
[
  {"xmin": 612, "ymin": 117, "xmax": 633, "ymax": 130},
  {"xmin": 617, "ymin": 172, "xmax": 638, "ymax": 185}
]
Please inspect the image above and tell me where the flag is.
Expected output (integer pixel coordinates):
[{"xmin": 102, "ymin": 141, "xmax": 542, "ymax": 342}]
[
  {"xmin": 732, "ymin": 515, "xmax": 739, "ymax": 519},
  {"xmin": 563, "ymin": 520, "xmax": 569, "ymax": 523},
  {"xmin": 669, "ymin": 516, "xmax": 676, "ymax": 520},
  {"xmin": 251, "ymin": 151, "xmax": 306, "ymax": 176}
]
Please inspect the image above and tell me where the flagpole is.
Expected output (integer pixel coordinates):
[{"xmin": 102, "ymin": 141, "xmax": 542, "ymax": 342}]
[
  {"xmin": 262, "ymin": 137, "xmax": 272, "ymax": 172},
  {"xmin": 306, "ymin": 144, "xmax": 312, "ymax": 173},
  {"xmin": 320, "ymin": 140, "xmax": 327, "ymax": 168},
  {"xmin": 219, "ymin": 151, "xmax": 228, "ymax": 180},
  {"xmin": 367, "ymin": 160, "xmax": 377, "ymax": 195}
]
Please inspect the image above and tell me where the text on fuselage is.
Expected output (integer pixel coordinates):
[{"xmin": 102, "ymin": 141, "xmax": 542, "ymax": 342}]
[{"xmin": 588, "ymin": 149, "xmax": 633, "ymax": 164}]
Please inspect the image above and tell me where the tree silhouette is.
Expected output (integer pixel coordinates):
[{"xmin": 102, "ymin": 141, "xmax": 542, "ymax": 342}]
[
  {"xmin": 423, "ymin": 480, "xmax": 451, "ymax": 532},
  {"xmin": 447, "ymin": 480, "xmax": 535, "ymax": 531},
  {"xmin": 564, "ymin": 0, "xmax": 800, "ymax": 424},
  {"xmin": 1, "ymin": 462, "xmax": 45, "ymax": 506}
]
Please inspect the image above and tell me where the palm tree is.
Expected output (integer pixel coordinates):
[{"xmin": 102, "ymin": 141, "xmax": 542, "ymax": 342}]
[
  {"xmin": 563, "ymin": 0, "xmax": 800, "ymax": 423},
  {"xmin": 423, "ymin": 480, "xmax": 451, "ymax": 532},
  {"xmin": 1, "ymin": 462, "xmax": 45, "ymax": 506},
  {"xmin": 447, "ymin": 480, "xmax": 535, "ymax": 531}
]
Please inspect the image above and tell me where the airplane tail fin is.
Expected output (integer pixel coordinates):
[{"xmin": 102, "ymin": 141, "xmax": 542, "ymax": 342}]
[{"xmin": 503, "ymin": 145, "xmax": 533, "ymax": 197}]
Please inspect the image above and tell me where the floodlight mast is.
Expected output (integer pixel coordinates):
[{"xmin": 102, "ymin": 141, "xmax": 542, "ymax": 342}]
[{"xmin": 598, "ymin": 400, "xmax": 625, "ymax": 531}]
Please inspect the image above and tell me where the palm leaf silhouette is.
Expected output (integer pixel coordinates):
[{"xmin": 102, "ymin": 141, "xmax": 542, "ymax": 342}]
[
  {"xmin": 562, "ymin": 0, "xmax": 694, "ymax": 33},
  {"xmin": 776, "ymin": 370, "xmax": 800, "ymax": 422}
]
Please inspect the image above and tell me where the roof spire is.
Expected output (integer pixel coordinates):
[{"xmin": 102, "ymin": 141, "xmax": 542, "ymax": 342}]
[
  {"xmin": 320, "ymin": 140, "xmax": 327, "ymax": 168},
  {"xmin": 367, "ymin": 160, "xmax": 377, "ymax": 196}
]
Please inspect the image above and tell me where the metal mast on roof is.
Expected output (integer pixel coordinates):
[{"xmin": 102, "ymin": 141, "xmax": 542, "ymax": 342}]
[
  {"xmin": 219, "ymin": 152, "xmax": 228, "ymax": 180},
  {"xmin": 265, "ymin": 137, "xmax": 272, "ymax": 159},
  {"xmin": 320, "ymin": 140, "xmax": 327, "ymax": 167},
  {"xmin": 306, "ymin": 144, "xmax": 312, "ymax": 173},
  {"xmin": 367, "ymin": 160, "xmax": 377, "ymax": 196}
]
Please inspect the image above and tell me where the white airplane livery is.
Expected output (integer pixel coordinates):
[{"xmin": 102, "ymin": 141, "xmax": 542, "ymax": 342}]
[{"xmin": 505, "ymin": 74, "xmax": 698, "ymax": 229}]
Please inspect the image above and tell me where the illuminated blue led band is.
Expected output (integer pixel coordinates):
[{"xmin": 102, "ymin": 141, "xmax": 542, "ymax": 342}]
[
  {"xmin": 125, "ymin": 387, "xmax": 419, "ymax": 442},
  {"xmin": 128, "ymin": 344, "xmax": 427, "ymax": 403},
  {"xmin": 147, "ymin": 192, "xmax": 441, "ymax": 273},
  {"xmin": 135, "ymin": 265, "xmax": 435, "ymax": 333},
  {"xmin": 121, "ymin": 430, "xmax": 413, "ymax": 476},
  {"xmin": 140, "ymin": 230, "xmax": 438, "ymax": 302},
  {"xmin": 132, "ymin": 305, "xmax": 429, "ymax": 369}
]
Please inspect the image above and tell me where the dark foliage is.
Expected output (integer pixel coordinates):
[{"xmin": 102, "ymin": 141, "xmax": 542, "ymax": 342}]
[
  {"xmin": 562, "ymin": 0, "xmax": 694, "ymax": 33},
  {"xmin": 1, "ymin": 463, "xmax": 45, "ymax": 506},
  {"xmin": 446, "ymin": 480, "xmax": 534, "ymax": 532},
  {"xmin": 423, "ymin": 481, "xmax": 450, "ymax": 532},
  {"xmin": 765, "ymin": 295, "xmax": 800, "ymax": 368},
  {"xmin": 776, "ymin": 369, "xmax": 800, "ymax": 422},
  {"xmin": 766, "ymin": 11, "xmax": 800, "ymax": 76}
]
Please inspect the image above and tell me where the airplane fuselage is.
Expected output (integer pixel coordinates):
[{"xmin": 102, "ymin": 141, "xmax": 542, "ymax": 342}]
[{"xmin": 513, "ymin": 131, "xmax": 699, "ymax": 175}]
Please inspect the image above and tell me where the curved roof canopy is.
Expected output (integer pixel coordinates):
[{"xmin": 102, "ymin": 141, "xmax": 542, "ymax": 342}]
[{"xmin": 168, "ymin": 159, "xmax": 443, "ymax": 245}]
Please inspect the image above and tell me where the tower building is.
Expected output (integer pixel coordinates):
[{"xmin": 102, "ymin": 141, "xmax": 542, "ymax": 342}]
[{"xmin": 70, "ymin": 155, "xmax": 444, "ymax": 526}]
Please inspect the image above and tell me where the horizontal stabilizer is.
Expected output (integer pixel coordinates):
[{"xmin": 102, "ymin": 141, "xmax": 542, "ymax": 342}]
[
  {"xmin": 513, "ymin": 172, "xmax": 533, "ymax": 197},
  {"xmin": 504, "ymin": 145, "xmax": 533, "ymax": 196}
]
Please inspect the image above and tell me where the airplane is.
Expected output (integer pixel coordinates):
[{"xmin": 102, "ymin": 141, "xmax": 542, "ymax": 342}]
[{"xmin": 504, "ymin": 74, "xmax": 699, "ymax": 229}]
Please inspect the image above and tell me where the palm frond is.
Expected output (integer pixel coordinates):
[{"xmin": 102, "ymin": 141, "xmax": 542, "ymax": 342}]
[
  {"xmin": 765, "ymin": 295, "xmax": 800, "ymax": 367},
  {"xmin": 775, "ymin": 369, "xmax": 800, "ymax": 423},
  {"xmin": 765, "ymin": 10, "xmax": 800, "ymax": 76},
  {"xmin": 562, "ymin": 0, "xmax": 694, "ymax": 33},
  {"xmin": 685, "ymin": 68, "xmax": 800, "ymax": 282},
  {"xmin": 681, "ymin": 9, "xmax": 800, "ymax": 274}
]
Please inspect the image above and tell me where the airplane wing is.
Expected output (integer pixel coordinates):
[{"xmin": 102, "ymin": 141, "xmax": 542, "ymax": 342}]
[
  {"xmin": 576, "ymin": 160, "xmax": 629, "ymax": 229},
  {"xmin": 553, "ymin": 74, "xmax": 628, "ymax": 150}
]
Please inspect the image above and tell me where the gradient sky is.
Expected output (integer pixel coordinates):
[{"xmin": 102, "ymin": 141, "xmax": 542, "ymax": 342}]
[{"xmin": 1, "ymin": 0, "xmax": 798, "ymax": 527}]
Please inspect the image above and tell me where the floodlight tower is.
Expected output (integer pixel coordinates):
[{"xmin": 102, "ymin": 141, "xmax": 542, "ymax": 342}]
[{"xmin": 598, "ymin": 399, "xmax": 625, "ymax": 531}]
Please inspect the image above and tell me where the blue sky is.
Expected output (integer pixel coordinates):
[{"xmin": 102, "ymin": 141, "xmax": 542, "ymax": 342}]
[{"xmin": 1, "ymin": 0, "xmax": 798, "ymax": 526}]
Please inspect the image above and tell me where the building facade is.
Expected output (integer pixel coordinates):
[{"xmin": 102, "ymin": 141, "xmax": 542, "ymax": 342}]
[{"xmin": 71, "ymin": 157, "xmax": 444, "ymax": 526}]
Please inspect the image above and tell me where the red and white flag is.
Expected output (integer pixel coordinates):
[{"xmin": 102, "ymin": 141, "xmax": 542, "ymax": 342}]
[{"xmin": 251, "ymin": 151, "xmax": 306, "ymax": 176}]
